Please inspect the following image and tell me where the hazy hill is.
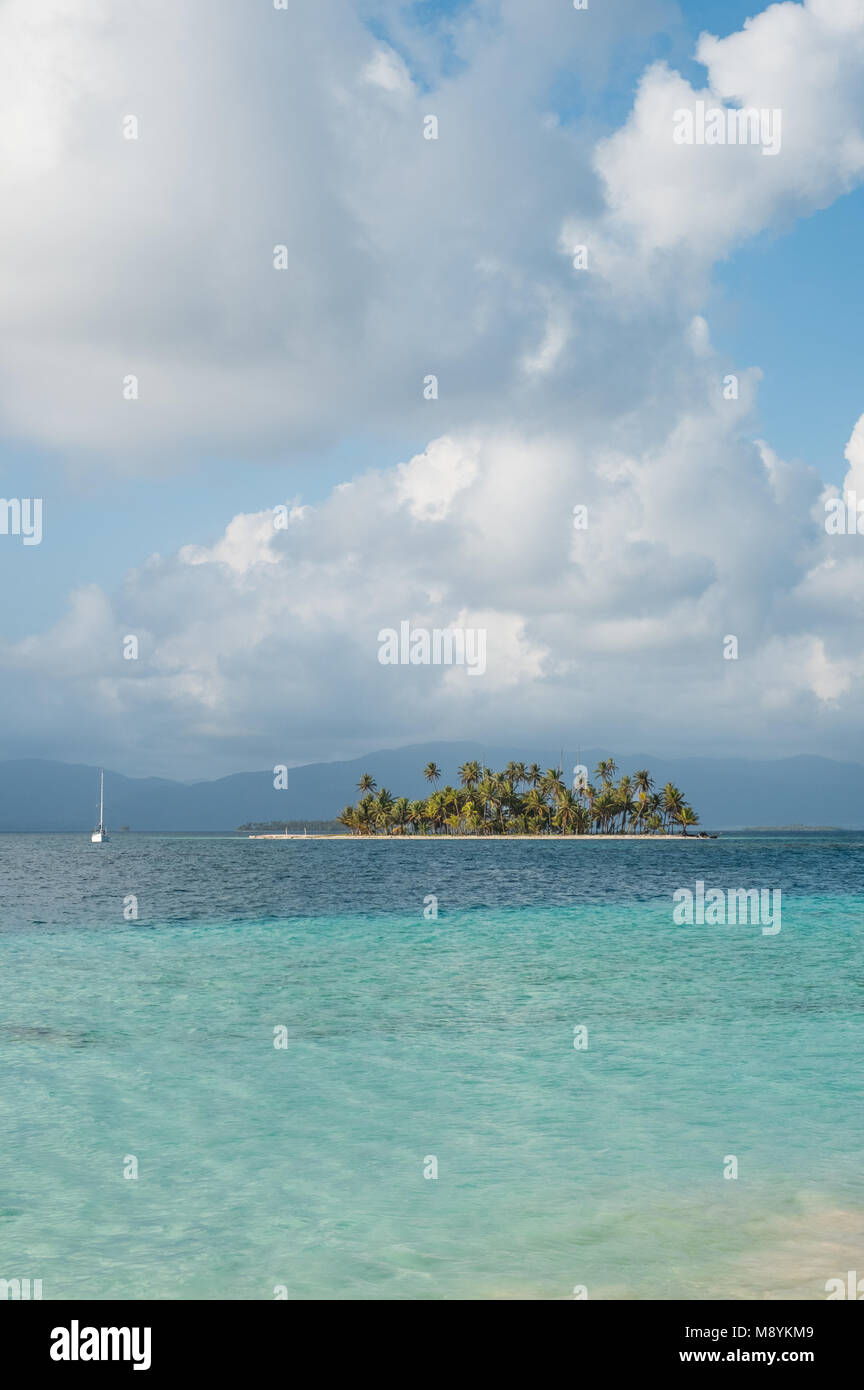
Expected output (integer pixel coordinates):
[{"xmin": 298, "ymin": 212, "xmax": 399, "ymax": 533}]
[{"xmin": 0, "ymin": 745, "xmax": 860, "ymax": 831}]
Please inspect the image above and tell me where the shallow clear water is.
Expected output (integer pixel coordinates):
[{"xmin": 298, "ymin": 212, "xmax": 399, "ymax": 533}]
[{"xmin": 1, "ymin": 833, "xmax": 862, "ymax": 1299}]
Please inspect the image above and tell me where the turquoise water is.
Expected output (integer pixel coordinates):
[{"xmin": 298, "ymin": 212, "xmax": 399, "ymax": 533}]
[{"xmin": 1, "ymin": 833, "xmax": 862, "ymax": 1300}]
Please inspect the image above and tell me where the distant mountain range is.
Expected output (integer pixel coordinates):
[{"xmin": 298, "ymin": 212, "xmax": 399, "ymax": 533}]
[{"xmin": 0, "ymin": 745, "xmax": 861, "ymax": 831}]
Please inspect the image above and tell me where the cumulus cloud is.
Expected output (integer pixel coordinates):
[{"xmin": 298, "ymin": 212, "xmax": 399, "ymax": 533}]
[
  {"xmin": 592, "ymin": 0, "xmax": 864, "ymax": 271},
  {"xmin": 2, "ymin": 406, "xmax": 860, "ymax": 775},
  {"xmin": 0, "ymin": 0, "xmax": 634, "ymax": 464},
  {"xmin": 395, "ymin": 437, "xmax": 480, "ymax": 522},
  {"xmin": 2, "ymin": 0, "xmax": 864, "ymax": 774}
]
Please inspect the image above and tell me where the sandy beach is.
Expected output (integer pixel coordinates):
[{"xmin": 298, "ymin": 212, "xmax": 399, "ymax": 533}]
[{"xmin": 248, "ymin": 832, "xmax": 710, "ymax": 840}]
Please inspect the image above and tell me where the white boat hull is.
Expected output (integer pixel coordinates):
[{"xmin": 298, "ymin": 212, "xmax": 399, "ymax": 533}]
[{"xmin": 91, "ymin": 831, "xmax": 108, "ymax": 843}]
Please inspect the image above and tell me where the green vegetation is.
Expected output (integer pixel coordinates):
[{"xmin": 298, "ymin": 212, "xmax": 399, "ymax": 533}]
[
  {"xmin": 238, "ymin": 820, "xmax": 343, "ymax": 834},
  {"xmin": 336, "ymin": 759, "xmax": 702, "ymax": 836}
]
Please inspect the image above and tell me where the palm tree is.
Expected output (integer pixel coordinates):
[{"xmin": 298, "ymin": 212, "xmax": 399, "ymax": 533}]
[
  {"xmin": 338, "ymin": 756, "xmax": 701, "ymax": 838},
  {"xmin": 458, "ymin": 759, "xmax": 481, "ymax": 790},
  {"xmin": 375, "ymin": 787, "xmax": 395, "ymax": 834},
  {"xmin": 675, "ymin": 805, "xmax": 700, "ymax": 836},
  {"xmin": 580, "ymin": 780, "xmax": 597, "ymax": 828},
  {"xmin": 631, "ymin": 770, "xmax": 653, "ymax": 833},
  {"xmin": 391, "ymin": 797, "xmax": 412, "ymax": 835},
  {"xmin": 662, "ymin": 782, "xmax": 684, "ymax": 833},
  {"xmin": 554, "ymin": 789, "xmax": 587, "ymax": 834},
  {"xmin": 500, "ymin": 773, "xmax": 523, "ymax": 832},
  {"xmin": 633, "ymin": 768, "xmax": 653, "ymax": 799},
  {"xmin": 426, "ymin": 790, "xmax": 446, "ymax": 834},
  {"xmin": 524, "ymin": 787, "xmax": 546, "ymax": 831},
  {"xmin": 485, "ymin": 778, "xmax": 505, "ymax": 833},
  {"xmin": 615, "ymin": 775, "xmax": 634, "ymax": 833},
  {"xmin": 594, "ymin": 758, "xmax": 618, "ymax": 788},
  {"xmin": 593, "ymin": 789, "xmax": 618, "ymax": 834},
  {"xmin": 542, "ymin": 768, "xmax": 565, "ymax": 830},
  {"xmin": 477, "ymin": 775, "xmax": 496, "ymax": 832},
  {"xmin": 409, "ymin": 799, "xmax": 428, "ymax": 834}
]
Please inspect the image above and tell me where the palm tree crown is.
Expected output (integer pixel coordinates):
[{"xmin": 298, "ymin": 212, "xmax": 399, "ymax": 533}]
[{"xmin": 337, "ymin": 758, "xmax": 703, "ymax": 836}]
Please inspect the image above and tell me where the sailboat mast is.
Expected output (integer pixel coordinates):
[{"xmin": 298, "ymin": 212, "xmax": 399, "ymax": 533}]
[{"xmin": 99, "ymin": 770, "xmax": 104, "ymax": 828}]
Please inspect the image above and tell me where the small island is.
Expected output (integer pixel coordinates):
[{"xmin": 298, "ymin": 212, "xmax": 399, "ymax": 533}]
[
  {"xmin": 324, "ymin": 759, "xmax": 705, "ymax": 836},
  {"xmin": 239, "ymin": 819, "xmax": 343, "ymax": 835}
]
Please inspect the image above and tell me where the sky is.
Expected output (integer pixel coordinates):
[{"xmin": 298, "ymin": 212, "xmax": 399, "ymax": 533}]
[{"xmin": 2, "ymin": 0, "xmax": 864, "ymax": 779}]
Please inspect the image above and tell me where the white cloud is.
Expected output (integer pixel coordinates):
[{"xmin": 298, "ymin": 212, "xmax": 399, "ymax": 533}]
[
  {"xmin": 2, "ymin": 1, "xmax": 864, "ymax": 773},
  {"xmin": 842, "ymin": 411, "xmax": 864, "ymax": 495},
  {"xmin": 395, "ymin": 437, "xmax": 479, "ymax": 522},
  {"xmin": 3, "ymin": 403, "xmax": 861, "ymax": 774},
  {"xmin": 180, "ymin": 512, "xmax": 280, "ymax": 576},
  {"xmin": 362, "ymin": 46, "xmax": 414, "ymax": 97},
  {"xmin": 0, "ymin": 0, "xmax": 607, "ymax": 464},
  {"xmin": 592, "ymin": 0, "xmax": 864, "ymax": 271}
]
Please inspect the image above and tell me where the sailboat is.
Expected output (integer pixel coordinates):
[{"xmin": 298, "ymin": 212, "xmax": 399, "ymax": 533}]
[{"xmin": 91, "ymin": 769, "xmax": 109, "ymax": 843}]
